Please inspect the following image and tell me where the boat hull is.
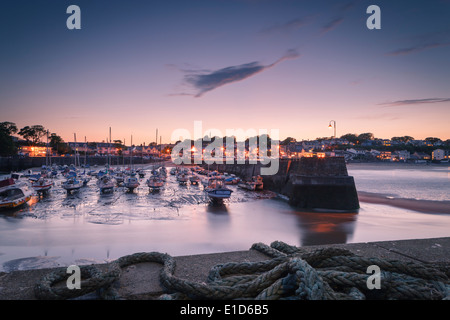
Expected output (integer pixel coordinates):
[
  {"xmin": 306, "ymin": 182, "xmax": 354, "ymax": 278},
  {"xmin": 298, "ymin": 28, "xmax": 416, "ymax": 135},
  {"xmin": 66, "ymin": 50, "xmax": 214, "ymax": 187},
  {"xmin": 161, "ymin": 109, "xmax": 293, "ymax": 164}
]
[{"xmin": 0, "ymin": 195, "xmax": 32, "ymax": 209}]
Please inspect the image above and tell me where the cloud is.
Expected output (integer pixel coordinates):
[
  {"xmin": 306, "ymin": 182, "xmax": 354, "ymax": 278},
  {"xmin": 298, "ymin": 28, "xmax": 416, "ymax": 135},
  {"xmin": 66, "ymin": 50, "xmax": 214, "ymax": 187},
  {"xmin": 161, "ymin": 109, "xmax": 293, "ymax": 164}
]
[
  {"xmin": 260, "ymin": 16, "xmax": 314, "ymax": 35},
  {"xmin": 320, "ymin": 17, "xmax": 344, "ymax": 35},
  {"xmin": 386, "ymin": 42, "xmax": 450, "ymax": 56},
  {"xmin": 180, "ymin": 49, "xmax": 301, "ymax": 97},
  {"xmin": 379, "ymin": 98, "xmax": 450, "ymax": 107},
  {"xmin": 353, "ymin": 113, "xmax": 400, "ymax": 121}
]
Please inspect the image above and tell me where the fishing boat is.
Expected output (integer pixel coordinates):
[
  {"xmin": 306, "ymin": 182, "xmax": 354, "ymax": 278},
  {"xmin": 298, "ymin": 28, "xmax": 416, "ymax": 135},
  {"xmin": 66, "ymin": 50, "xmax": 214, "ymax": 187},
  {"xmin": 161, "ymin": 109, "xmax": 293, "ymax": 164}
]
[
  {"xmin": 147, "ymin": 175, "xmax": 164, "ymax": 190},
  {"xmin": 97, "ymin": 175, "xmax": 115, "ymax": 193},
  {"xmin": 62, "ymin": 176, "xmax": 83, "ymax": 193},
  {"xmin": 0, "ymin": 178, "xmax": 34, "ymax": 209},
  {"xmin": 123, "ymin": 176, "xmax": 140, "ymax": 191},
  {"xmin": 204, "ymin": 178, "xmax": 233, "ymax": 202},
  {"xmin": 31, "ymin": 177, "xmax": 54, "ymax": 193}
]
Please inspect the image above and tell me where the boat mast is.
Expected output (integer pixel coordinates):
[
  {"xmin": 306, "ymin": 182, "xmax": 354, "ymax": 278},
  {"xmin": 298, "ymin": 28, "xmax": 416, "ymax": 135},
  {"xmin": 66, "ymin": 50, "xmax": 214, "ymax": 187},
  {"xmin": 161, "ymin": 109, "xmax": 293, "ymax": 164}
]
[
  {"xmin": 84, "ymin": 136, "xmax": 87, "ymax": 167},
  {"xmin": 130, "ymin": 134, "xmax": 133, "ymax": 171},
  {"xmin": 74, "ymin": 133, "xmax": 78, "ymax": 167},
  {"xmin": 46, "ymin": 130, "xmax": 50, "ymax": 167}
]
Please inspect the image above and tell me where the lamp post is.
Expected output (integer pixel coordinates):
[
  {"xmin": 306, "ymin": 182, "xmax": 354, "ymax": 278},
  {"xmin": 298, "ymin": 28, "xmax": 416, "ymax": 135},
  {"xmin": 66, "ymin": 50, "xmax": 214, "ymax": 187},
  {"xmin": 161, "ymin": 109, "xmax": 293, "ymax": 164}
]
[{"xmin": 328, "ymin": 120, "xmax": 336, "ymax": 139}]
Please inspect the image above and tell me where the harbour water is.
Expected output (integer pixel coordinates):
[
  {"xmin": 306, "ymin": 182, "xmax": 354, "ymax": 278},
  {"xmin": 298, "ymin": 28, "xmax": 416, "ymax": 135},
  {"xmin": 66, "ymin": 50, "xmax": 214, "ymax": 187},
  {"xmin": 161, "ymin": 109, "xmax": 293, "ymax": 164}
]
[{"xmin": 0, "ymin": 162, "xmax": 449, "ymax": 272}]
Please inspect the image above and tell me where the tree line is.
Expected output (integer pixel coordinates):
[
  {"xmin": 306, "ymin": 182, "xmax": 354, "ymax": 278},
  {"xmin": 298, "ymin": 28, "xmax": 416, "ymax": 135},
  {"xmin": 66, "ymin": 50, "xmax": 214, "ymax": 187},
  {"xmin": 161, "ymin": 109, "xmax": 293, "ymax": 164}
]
[
  {"xmin": 0, "ymin": 122, "xmax": 70, "ymax": 156},
  {"xmin": 280, "ymin": 133, "xmax": 449, "ymax": 146}
]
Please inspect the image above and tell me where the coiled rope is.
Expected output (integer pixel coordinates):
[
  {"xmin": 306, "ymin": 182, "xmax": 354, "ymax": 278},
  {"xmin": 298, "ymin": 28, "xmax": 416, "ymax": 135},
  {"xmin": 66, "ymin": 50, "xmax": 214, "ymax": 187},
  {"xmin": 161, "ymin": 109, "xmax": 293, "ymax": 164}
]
[{"xmin": 33, "ymin": 241, "xmax": 449, "ymax": 300}]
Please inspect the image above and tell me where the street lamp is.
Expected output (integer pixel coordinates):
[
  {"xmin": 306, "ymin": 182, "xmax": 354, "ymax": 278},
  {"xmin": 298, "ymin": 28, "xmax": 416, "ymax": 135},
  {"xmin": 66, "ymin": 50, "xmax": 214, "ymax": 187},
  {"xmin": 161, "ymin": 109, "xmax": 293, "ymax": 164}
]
[{"xmin": 328, "ymin": 120, "xmax": 336, "ymax": 138}]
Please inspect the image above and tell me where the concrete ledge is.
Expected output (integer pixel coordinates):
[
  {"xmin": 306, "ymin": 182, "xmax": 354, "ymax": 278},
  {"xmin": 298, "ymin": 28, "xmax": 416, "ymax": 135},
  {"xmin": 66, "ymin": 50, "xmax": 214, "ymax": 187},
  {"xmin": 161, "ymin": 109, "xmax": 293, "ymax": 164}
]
[{"xmin": 0, "ymin": 237, "xmax": 448, "ymax": 300}]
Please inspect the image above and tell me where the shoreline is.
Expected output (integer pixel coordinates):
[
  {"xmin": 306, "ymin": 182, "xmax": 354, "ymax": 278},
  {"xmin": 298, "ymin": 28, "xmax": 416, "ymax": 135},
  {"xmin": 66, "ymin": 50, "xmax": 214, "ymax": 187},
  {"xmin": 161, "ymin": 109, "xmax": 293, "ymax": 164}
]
[{"xmin": 357, "ymin": 191, "xmax": 450, "ymax": 214}]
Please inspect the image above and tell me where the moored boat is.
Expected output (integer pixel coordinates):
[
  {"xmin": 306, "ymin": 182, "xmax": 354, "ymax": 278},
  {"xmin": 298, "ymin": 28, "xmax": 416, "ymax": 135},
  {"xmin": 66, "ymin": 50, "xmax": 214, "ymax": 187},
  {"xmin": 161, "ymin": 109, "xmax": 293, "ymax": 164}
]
[
  {"xmin": 147, "ymin": 175, "xmax": 164, "ymax": 190},
  {"xmin": 62, "ymin": 176, "xmax": 83, "ymax": 193},
  {"xmin": 123, "ymin": 176, "xmax": 140, "ymax": 191},
  {"xmin": 204, "ymin": 178, "xmax": 233, "ymax": 202},
  {"xmin": 189, "ymin": 175, "xmax": 200, "ymax": 185},
  {"xmin": 0, "ymin": 178, "xmax": 34, "ymax": 209},
  {"xmin": 97, "ymin": 175, "xmax": 115, "ymax": 193},
  {"xmin": 31, "ymin": 177, "xmax": 54, "ymax": 193}
]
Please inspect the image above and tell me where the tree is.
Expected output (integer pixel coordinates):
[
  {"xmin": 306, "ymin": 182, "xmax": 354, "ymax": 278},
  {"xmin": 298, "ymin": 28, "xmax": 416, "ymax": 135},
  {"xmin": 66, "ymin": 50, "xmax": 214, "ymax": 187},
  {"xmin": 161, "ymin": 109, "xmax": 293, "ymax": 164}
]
[
  {"xmin": 340, "ymin": 133, "xmax": 358, "ymax": 144},
  {"xmin": 49, "ymin": 133, "xmax": 63, "ymax": 151},
  {"xmin": 0, "ymin": 121, "xmax": 18, "ymax": 156},
  {"xmin": 19, "ymin": 125, "xmax": 47, "ymax": 145},
  {"xmin": 0, "ymin": 122, "xmax": 18, "ymax": 135},
  {"xmin": 425, "ymin": 137, "xmax": 441, "ymax": 144},
  {"xmin": 357, "ymin": 133, "xmax": 374, "ymax": 143},
  {"xmin": 392, "ymin": 136, "xmax": 414, "ymax": 143},
  {"xmin": 281, "ymin": 137, "xmax": 296, "ymax": 145}
]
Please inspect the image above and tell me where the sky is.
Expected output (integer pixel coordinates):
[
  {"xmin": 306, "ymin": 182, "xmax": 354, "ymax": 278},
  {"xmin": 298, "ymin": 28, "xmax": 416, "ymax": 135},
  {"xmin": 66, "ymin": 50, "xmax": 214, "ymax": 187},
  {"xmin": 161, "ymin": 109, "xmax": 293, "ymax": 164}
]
[{"xmin": 1, "ymin": 0, "xmax": 450, "ymax": 145}]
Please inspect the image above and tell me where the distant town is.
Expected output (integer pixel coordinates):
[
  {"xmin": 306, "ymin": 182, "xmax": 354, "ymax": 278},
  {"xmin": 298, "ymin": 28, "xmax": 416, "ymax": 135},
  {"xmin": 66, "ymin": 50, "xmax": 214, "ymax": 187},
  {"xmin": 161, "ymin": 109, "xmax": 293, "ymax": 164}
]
[{"xmin": 0, "ymin": 122, "xmax": 449, "ymax": 163}]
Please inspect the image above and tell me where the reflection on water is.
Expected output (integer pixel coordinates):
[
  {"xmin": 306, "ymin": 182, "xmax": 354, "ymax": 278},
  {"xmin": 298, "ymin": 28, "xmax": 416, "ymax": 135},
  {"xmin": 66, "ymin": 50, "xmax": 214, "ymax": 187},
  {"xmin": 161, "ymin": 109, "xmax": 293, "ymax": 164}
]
[
  {"xmin": 1, "ymin": 163, "xmax": 450, "ymax": 271},
  {"xmin": 295, "ymin": 211, "xmax": 358, "ymax": 246}
]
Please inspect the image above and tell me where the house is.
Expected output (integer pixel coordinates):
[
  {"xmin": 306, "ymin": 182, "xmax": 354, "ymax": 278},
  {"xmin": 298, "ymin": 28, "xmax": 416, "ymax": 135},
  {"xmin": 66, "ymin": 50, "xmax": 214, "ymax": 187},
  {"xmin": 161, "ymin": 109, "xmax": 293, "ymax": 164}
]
[
  {"xmin": 18, "ymin": 146, "xmax": 47, "ymax": 157},
  {"xmin": 412, "ymin": 152, "xmax": 431, "ymax": 160},
  {"xmin": 408, "ymin": 140, "xmax": 427, "ymax": 147},
  {"xmin": 393, "ymin": 150, "xmax": 410, "ymax": 161},
  {"xmin": 96, "ymin": 143, "xmax": 120, "ymax": 155},
  {"xmin": 377, "ymin": 151, "xmax": 392, "ymax": 161},
  {"xmin": 67, "ymin": 142, "xmax": 95, "ymax": 154},
  {"xmin": 432, "ymin": 149, "xmax": 448, "ymax": 160}
]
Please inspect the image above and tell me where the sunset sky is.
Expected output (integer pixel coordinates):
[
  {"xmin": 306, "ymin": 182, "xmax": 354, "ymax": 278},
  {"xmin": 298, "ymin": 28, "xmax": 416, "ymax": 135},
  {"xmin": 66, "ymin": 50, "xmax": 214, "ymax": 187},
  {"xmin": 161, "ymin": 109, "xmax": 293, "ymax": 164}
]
[{"xmin": 1, "ymin": 0, "xmax": 450, "ymax": 145}]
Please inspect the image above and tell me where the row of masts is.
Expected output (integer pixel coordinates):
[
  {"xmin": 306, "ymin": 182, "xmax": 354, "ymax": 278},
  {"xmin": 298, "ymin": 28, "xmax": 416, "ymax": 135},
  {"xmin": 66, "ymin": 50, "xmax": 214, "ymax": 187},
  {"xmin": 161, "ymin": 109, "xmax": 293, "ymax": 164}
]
[{"xmin": 70, "ymin": 127, "xmax": 163, "ymax": 169}]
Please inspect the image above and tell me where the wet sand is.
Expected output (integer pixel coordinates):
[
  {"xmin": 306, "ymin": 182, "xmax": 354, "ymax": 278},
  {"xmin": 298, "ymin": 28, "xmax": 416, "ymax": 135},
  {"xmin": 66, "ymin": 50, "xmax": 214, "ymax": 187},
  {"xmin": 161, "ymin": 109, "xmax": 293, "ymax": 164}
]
[{"xmin": 358, "ymin": 191, "xmax": 450, "ymax": 214}]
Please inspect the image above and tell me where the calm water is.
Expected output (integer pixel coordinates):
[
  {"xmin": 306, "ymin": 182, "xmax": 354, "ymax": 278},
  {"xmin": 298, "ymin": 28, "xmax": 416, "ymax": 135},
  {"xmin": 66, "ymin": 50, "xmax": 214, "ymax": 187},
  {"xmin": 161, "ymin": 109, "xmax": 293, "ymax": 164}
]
[{"xmin": 0, "ymin": 163, "xmax": 449, "ymax": 272}]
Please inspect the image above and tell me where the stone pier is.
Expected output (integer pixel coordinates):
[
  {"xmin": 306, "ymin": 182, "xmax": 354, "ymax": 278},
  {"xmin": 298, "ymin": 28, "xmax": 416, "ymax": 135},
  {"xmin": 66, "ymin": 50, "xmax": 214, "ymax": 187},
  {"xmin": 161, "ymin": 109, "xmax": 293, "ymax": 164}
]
[{"xmin": 204, "ymin": 157, "xmax": 360, "ymax": 211}]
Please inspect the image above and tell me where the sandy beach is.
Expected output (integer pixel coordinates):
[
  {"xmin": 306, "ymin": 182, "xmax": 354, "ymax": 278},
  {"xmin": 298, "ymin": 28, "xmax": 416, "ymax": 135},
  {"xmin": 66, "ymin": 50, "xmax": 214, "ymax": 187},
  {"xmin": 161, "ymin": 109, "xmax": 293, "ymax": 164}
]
[{"xmin": 358, "ymin": 191, "xmax": 450, "ymax": 214}]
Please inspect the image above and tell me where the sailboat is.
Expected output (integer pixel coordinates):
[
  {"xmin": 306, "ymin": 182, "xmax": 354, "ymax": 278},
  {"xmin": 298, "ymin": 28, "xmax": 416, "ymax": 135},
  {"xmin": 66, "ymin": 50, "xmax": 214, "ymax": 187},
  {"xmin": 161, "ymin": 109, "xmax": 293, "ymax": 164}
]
[
  {"xmin": 189, "ymin": 174, "xmax": 200, "ymax": 185},
  {"xmin": 31, "ymin": 177, "xmax": 54, "ymax": 193},
  {"xmin": 123, "ymin": 134, "xmax": 140, "ymax": 191},
  {"xmin": 204, "ymin": 178, "xmax": 233, "ymax": 202},
  {"xmin": 97, "ymin": 174, "xmax": 115, "ymax": 193},
  {"xmin": 147, "ymin": 167, "xmax": 164, "ymax": 190},
  {"xmin": 62, "ymin": 176, "xmax": 83, "ymax": 193}
]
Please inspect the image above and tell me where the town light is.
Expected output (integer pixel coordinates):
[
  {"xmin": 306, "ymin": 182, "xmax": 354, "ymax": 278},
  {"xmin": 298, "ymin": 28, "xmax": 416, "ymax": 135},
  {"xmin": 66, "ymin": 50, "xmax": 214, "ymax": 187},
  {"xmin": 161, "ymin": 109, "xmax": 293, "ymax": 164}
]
[{"xmin": 328, "ymin": 120, "xmax": 336, "ymax": 138}]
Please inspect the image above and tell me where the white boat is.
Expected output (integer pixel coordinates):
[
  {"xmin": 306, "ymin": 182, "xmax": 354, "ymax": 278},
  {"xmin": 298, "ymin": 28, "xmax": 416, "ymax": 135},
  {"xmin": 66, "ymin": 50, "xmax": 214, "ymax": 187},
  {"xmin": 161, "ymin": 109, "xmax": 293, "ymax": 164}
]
[
  {"xmin": 0, "ymin": 178, "xmax": 34, "ymax": 209},
  {"xmin": 97, "ymin": 175, "xmax": 115, "ymax": 193},
  {"xmin": 123, "ymin": 176, "xmax": 140, "ymax": 191},
  {"xmin": 204, "ymin": 179, "xmax": 233, "ymax": 201},
  {"xmin": 31, "ymin": 177, "xmax": 54, "ymax": 193},
  {"xmin": 147, "ymin": 175, "xmax": 164, "ymax": 190},
  {"xmin": 62, "ymin": 176, "xmax": 83, "ymax": 193}
]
